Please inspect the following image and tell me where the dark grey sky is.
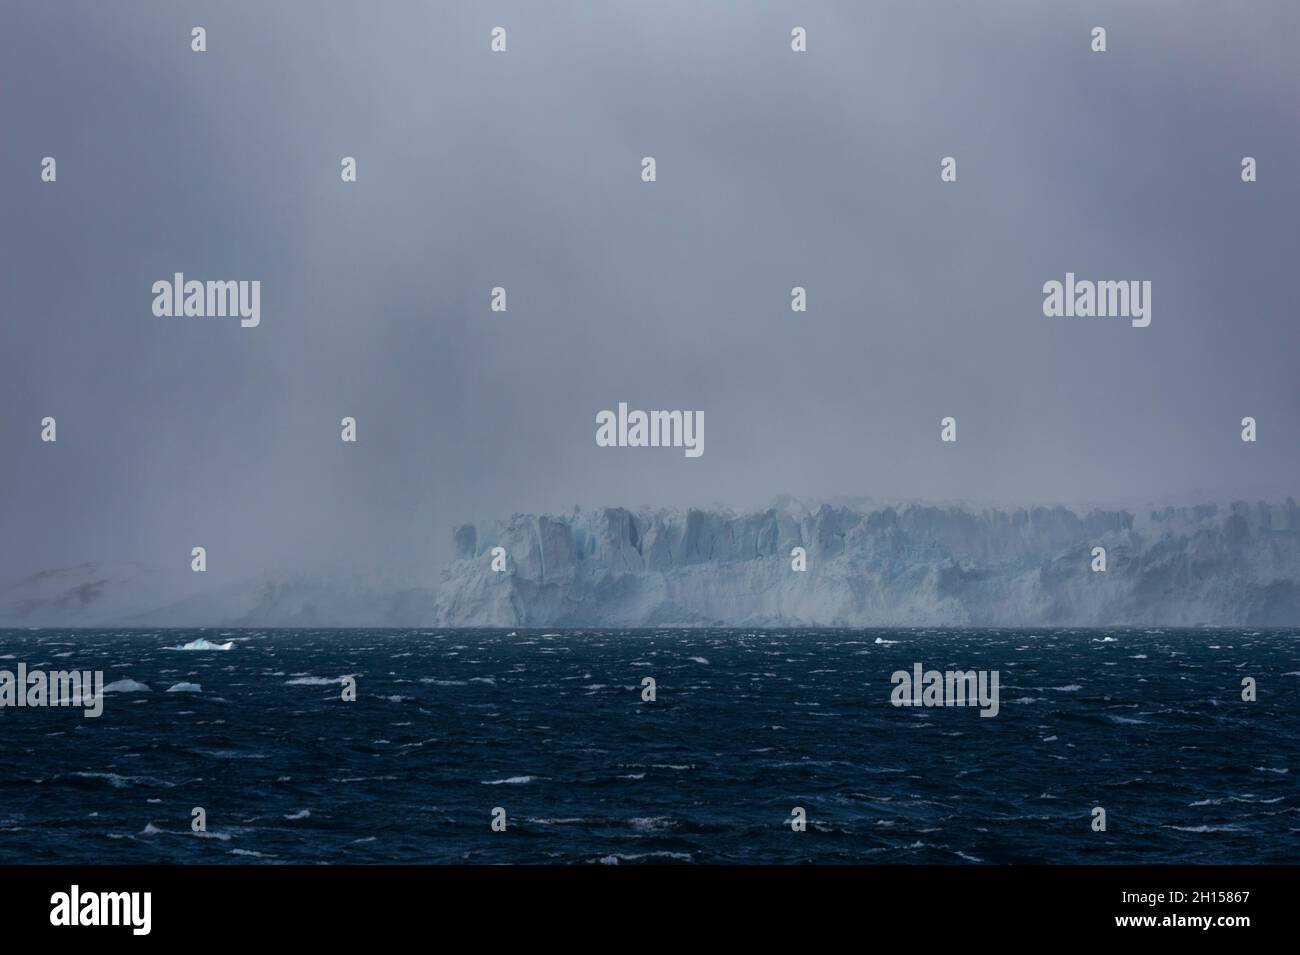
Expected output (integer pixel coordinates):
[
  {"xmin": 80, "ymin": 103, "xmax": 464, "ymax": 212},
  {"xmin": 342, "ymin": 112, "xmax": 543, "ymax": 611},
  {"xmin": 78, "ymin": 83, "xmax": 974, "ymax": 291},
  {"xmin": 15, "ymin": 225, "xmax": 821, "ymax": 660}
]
[{"xmin": 2, "ymin": 0, "xmax": 1298, "ymax": 587}]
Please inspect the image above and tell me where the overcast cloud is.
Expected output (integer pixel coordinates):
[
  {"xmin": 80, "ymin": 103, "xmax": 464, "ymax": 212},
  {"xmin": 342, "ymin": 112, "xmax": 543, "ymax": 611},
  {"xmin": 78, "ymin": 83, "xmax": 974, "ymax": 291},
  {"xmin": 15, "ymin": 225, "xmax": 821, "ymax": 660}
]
[{"xmin": 2, "ymin": 0, "xmax": 1297, "ymax": 589}]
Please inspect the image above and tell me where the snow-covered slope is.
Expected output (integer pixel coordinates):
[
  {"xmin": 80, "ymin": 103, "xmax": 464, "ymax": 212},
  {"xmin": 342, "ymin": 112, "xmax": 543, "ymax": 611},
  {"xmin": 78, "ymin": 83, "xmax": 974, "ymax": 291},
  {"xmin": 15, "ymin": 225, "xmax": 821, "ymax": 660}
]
[
  {"xmin": 0, "ymin": 562, "xmax": 190, "ymax": 627},
  {"xmin": 0, "ymin": 563, "xmax": 435, "ymax": 628}
]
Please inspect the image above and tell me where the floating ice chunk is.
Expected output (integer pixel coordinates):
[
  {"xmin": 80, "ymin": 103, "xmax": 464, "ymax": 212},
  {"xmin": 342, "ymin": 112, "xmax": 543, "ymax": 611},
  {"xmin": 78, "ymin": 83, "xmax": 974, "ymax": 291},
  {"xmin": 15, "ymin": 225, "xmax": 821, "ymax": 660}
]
[
  {"xmin": 169, "ymin": 638, "xmax": 234, "ymax": 651},
  {"xmin": 103, "ymin": 679, "xmax": 150, "ymax": 693}
]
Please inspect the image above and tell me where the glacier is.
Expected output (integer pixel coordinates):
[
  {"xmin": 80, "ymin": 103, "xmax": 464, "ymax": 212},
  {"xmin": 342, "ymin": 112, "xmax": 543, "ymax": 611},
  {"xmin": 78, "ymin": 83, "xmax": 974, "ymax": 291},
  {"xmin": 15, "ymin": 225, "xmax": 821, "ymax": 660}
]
[
  {"xmin": 2, "ymin": 499, "xmax": 1298, "ymax": 627},
  {"xmin": 430, "ymin": 499, "xmax": 1300, "ymax": 627}
]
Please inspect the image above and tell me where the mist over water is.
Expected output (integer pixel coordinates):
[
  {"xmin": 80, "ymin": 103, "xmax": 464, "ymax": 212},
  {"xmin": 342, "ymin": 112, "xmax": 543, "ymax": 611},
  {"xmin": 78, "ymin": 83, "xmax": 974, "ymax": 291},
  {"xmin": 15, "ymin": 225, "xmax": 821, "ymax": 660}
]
[{"xmin": 1, "ymin": 628, "xmax": 1294, "ymax": 864}]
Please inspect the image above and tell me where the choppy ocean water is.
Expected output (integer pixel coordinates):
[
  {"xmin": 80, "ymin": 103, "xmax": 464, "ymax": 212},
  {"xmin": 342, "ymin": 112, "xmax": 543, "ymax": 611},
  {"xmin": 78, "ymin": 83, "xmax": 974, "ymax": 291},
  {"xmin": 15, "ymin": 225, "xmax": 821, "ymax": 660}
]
[{"xmin": 0, "ymin": 628, "xmax": 1295, "ymax": 864}]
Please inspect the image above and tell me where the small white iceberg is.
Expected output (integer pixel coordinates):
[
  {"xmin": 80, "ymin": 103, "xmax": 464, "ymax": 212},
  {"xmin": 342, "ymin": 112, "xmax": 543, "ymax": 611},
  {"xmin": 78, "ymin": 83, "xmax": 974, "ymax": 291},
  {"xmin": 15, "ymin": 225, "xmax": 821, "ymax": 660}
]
[
  {"xmin": 166, "ymin": 682, "xmax": 202, "ymax": 693},
  {"xmin": 103, "ymin": 679, "xmax": 150, "ymax": 693},
  {"xmin": 169, "ymin": 638, "xmax": 234, "ymax": 651}
]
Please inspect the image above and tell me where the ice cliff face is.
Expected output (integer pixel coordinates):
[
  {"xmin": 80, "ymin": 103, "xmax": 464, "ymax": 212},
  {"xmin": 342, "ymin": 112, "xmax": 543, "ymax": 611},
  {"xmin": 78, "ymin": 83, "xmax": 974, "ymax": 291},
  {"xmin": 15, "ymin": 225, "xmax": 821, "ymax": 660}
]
[{"xmin": 430, "ymin": 500, "xmax": 1300, "ymax": 627}]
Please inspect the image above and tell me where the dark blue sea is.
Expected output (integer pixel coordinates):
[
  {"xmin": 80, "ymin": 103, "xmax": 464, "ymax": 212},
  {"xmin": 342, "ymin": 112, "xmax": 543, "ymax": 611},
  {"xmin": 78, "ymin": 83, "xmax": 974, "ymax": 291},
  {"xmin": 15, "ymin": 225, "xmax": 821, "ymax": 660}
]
[{"xmin": 0, "ymin": 628, "xmax": 1295, "ymax": 864}]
